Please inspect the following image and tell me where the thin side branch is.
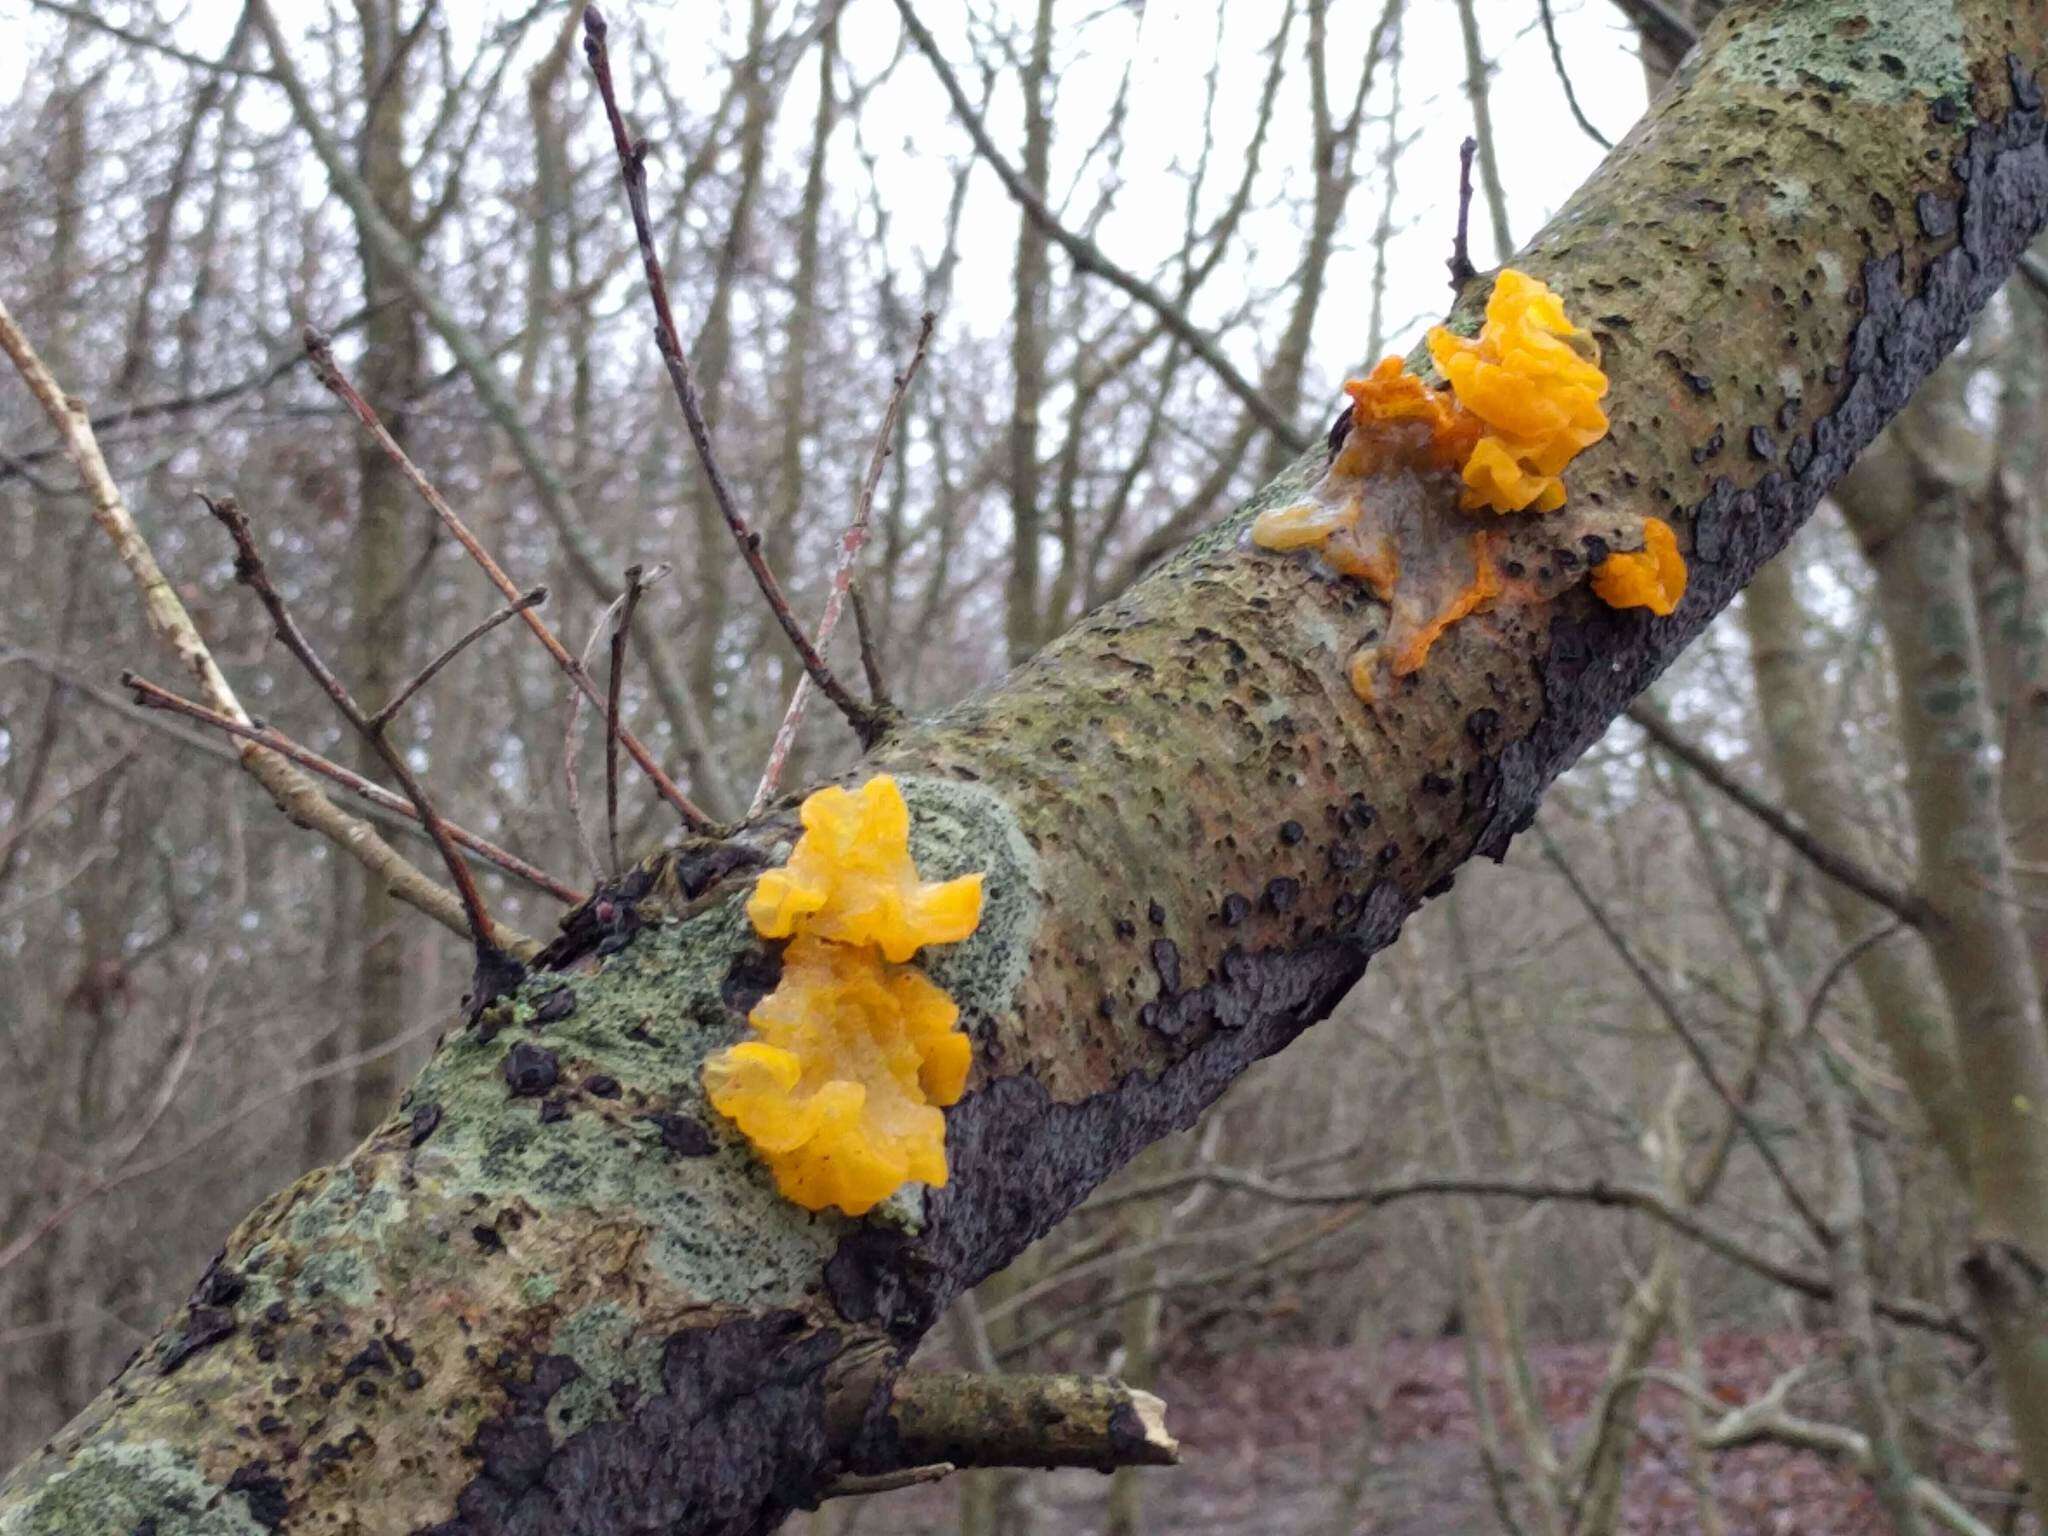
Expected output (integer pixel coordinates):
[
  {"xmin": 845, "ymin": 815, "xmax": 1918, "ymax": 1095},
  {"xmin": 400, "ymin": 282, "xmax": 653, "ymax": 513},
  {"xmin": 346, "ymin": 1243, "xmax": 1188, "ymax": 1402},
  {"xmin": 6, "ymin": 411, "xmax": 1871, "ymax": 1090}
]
[
  {"xmin": 1538, "ymin": 0, "xmax": 1613, "ymax": 149},
  {"xmin": 1091, "ymin": 1163, "xmax": 1969, "ymax": 1343},
  {"xmin": 1627, "ymin": 703, "xmax": 1933, "ymax": 928},
  {"xmin": 0, "ymin": 294, "xmax": 511, "ymax": 951},
  {"xmin": 879, "ymin": 1372, "xmax": 1178, "ymax": 1473},
  {"xmin": 750, "ymin": 312, "xmax": 933, "ymax": 813},
  {"xmin": 1537, "ymin": 824, "xmax": 1834, "ymax": 1247},
  {"xmin": 890, "ymin": 0, "xmax": 1309, "ymax": 454},
  {"xmin": 202, "ymin": 493, "xmax": 503, "ymax": 960},
  {"xmin": 121, "ymin": 674, "xmax": 582, "ymax": 906},
  {"xmin": 1448, "ymin": 135, "xmax": 1480, "ymax": 294},
  {"xmin": 581, "ymin": 7, "xmax": 882, "ymax": 748},
  {"xmin": 303, "ymin": 328, "xmax": 715, "ymax": 832},
  {"xmin": 371, "ymin": 586, "xmax": 548, "ymax": 729},
  {"xmin": 849, "ymin": 581, "xmax": 890, "ymax": 709}
]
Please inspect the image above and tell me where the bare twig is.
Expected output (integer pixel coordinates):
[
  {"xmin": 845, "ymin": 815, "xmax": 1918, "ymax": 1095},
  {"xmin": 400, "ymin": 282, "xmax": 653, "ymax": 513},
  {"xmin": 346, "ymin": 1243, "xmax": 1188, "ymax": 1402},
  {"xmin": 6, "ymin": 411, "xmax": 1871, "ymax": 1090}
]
[
  {"xmin": 565, "ymin": 598, "xmax": 620, "ymax": 881},
  {"xmin": 121, "ymin": 674, "xmax": 582, "ymax": 906},
  {"xmin": 0, "ymin": 295, "xmax": 504, "ymax": 950},
  {"xmin": 1805, "ymin": 920, "xmax": 1907, "ymax": 1033},
  {"xmin": 822, "ymin": 1464, "xmax": 955, "ymax": 1500},
  {"xmin": 1536, "ymin": 823, "xmax": 1834, "ymax": 1247},
  {"xmin": 303, "ymin": 328, "xmax": 715, "ymax": 832},
  {"xmin": 582, "ymin": 6, "xmax": 883, "ymax": 751},
  {"xmin": 850, "ymin": 581, "xmax": 891, "ymax": 709},
  {"xmin": 26, "ymin": 0, "xmax": 275, "ymax": 78},
  {"xmin": 1627, "ymin": 703, "xmax": 1932, "ymax": 929},
  {"xmin": 1538, "ymin": 0, "xmax": 1613, "ymax": 149},
  {"xmin": 1088, "ymin": 1163, "xmax": 1969, "ymax": 1342},
  {"xmin": 890, "ymin": 0, "xmax": 1309, "ymax": 455},
  {"xmin": 607, "ymin": 565, "xmax": 655, "ymax": 875},
  {"xmin": 1448, "ymin": 135, "xmax": 1480, "ymax": 294},
  {"xmin": 371, "ymin": 586, "xmax": 548, "ymax": 729},
  {"xmin": 750, "ymin": 312, "xmax": 932, "ymax": 813},
  {"xmin": 201, "ymin": 493, "xmax": 504, "ymax": 962}
]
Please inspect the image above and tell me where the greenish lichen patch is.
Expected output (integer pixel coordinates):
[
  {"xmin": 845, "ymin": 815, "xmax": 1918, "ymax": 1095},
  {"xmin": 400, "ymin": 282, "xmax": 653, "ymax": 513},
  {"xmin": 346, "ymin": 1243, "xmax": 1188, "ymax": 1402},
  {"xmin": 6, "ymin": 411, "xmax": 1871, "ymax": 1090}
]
[
  {"xmin": 543, "ymin": 1303, "xmax": 664, "ymax": 1437},
  {"xmin": 404, "ymin": 903, "xmax": 846, "ymax": 1304},
  {"xmin": 1720, "ymin": 1, "xmax": 1969, "ymax": 106},
  {"xmin": 0, "ymin": 1444, "xmax": 267, "ymax": 1536},
  {"xmin": 898, "ymin": 775, "xmax": 1043, "ymax": 1033}
]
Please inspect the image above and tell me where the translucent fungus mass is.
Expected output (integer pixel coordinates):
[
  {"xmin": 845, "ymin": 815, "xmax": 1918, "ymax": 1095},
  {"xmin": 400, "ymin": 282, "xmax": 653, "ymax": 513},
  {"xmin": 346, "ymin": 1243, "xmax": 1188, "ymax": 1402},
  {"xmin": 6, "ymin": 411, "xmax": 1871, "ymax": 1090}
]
[{"xmin": 708, "ymin": 775, "xmax": 985, "ymax": 1215}]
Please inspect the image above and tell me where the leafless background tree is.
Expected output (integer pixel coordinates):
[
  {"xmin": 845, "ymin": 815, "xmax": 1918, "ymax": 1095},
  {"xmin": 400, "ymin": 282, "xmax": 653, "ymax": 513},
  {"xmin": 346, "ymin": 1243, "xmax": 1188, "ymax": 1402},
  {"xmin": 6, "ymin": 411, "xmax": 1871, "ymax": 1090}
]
[{"xmin": 3, "ymin": 0, "xmax": 2045, "ymax": 1531}]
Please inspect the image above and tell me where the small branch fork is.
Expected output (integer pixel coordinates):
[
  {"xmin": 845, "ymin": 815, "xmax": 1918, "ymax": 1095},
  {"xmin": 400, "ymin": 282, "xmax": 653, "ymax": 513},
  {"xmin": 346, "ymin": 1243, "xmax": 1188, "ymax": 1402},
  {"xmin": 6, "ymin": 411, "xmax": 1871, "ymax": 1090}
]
[
  {"xmin": 303, "ymin": 329, "xmax": 716, "ymax": 834},
  {"xmin": 1448, "ymin": 134, "xmax": 1480, "ymax": 295},
  {"xmin": 750, "ymin": 312, "xmax": 933, "ymax": 813},
  {"xmin": 371, "ymin": 586, "xmax": 547, "ymax": 731},
  {"xmin": 200, "ymin": 494, "xmax": 508, "ymax": 967},
  {"xmin": 120, "ymin": 675, "xmax": 582, "ymax": 904},
  {"xmin": 581, "ymin": 6, "xmax": 885, "ymax": 752}
]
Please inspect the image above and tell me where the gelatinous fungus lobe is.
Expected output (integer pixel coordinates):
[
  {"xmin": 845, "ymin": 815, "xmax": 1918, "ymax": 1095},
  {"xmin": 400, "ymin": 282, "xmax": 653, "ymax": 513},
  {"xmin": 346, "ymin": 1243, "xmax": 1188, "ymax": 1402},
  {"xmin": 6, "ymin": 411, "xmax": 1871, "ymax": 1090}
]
[
  {"xmin": 1251, "ymin": 268, "xmax": 1684, "ymax": 703},
  {"xmin": 747, "ymin": 777, "xmax": 983, "ymax": 962},
  {"xmin": 1590, "ymin": 516, "xmax": 1687, "ymax": 616},
  {"xmin": 708, "ymin": 776, "xmax": 985, "ymax": 1216},
  {"xmin": 1426, "ymin": 268, "xmax": 1611, "ymax": 515}
]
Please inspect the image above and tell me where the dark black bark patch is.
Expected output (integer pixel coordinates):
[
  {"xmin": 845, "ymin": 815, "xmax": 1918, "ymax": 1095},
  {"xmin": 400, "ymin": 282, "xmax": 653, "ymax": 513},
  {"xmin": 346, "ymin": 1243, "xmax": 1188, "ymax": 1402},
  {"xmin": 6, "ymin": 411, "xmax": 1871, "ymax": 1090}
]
[
  {"xmin": 225, "ymin": 1461, "xmax": 289, "ymax": 1530},
  {"xmin": 582, "ymin": 1074, "xmax": 622, "ymax": 1100},
  {"xmin": 158, "ymin": 1306, "xmax": 235, "ymax": 1375},
  {"xmin": 531, "ymin": 988, "xmax": 578, "ymax": 1026},
  {"xmin": 409, "ymin": 1102, "xmax": 443, "ymax": 1148},
  {"xmin": 191, "ymin": 1254, "xmax": 244, "ymax": 1309},
  {"xmin": 1148, "ymin": 939, "xmax": 1181, "ymax": 994},
  {"xmin": 503, "ymin": 1043, "xmax": 559, "ymax": 1098},
  {"xmin": 425, "ymin": 1319, "xmax": 841, "ymax": 1536},
  {"xmin": 464, "ymin": 945, "xmax": 527, "ymax": 1030},
  {"xmin": 645, "ymin": 1112, "xmax": 716, "ymax": 1157},
  {"xmin": 722, "ymin": 945, "xmax": 783, "ymax": 1018}
]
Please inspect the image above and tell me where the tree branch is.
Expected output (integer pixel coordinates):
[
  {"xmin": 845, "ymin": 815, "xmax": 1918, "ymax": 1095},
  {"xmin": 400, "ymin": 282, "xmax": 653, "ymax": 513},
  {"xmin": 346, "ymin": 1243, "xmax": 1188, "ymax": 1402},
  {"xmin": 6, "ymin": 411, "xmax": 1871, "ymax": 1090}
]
[
  {"xmin": 370, "ymin": 586, "xmax": 548, "ymax": 730},
  {"xmin": 304, "ymin": 329, "xmax": 715, "ymax": 833},
  {"xmin": 750, "ymin": 311, "xmax": 931, "ymax": 813},
  {"xmin": 0, "ymin": 294, "xmax": 516, "ymax": 952},
  {"xmin": 1626, "ymin": 701, "xmax": 1933, "ymax": 928},
  {"xmin": 582, "ymin": 6, "xmax": 884, "ymax": 748},
  {"xmin": 891, "ymin": 0, "xmax": 1309, "ymax": 453},
  {"xmin": 200, "ymin": 493, "xmax": 505, "ymax": 963},
  {"xmin": 121, "ymin": 673, "xmax": 582, "ymax": 906}
]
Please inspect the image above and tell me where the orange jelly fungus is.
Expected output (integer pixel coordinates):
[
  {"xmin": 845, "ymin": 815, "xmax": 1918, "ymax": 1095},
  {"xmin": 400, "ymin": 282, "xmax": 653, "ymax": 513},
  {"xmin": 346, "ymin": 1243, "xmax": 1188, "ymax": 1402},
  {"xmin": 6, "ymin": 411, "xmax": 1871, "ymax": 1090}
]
[
  {"xmin": 1426, "ymin": 269, "xmax": 1610, "ymax": 514},
  {"xmin": 1330, "ymin": 356, "xmax": 1480, "ymax": 479},
  {"xmin": 1591, "ymin": 516, "xmax": 1688, "ymax": 616},
  {"xmin": 746, "ymin": 776, "xmax": 984, "ymax": 964},
  {"xmin": 710, "ymin": 775, "xmax": 986, "ymax": 1215},
  {"xmin": 1252, "ymin": 271, "xmax": 1647, "ymax": 707},
  {"xmin": 1391, "ymin": 534, "xmax": 1502, "ymax": 676}
]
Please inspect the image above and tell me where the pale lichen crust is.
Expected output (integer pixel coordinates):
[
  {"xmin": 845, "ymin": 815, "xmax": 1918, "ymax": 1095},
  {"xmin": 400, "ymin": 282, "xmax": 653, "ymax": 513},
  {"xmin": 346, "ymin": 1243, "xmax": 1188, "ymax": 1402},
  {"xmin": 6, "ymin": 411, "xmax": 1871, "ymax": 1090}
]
[
  {"xmin": 706, "ymin": 776, "xmax": 987, "ymax": 1216},
  {"xmin": 1249, "ymin": 268, "xmax": 1689, "ymax": 701}
]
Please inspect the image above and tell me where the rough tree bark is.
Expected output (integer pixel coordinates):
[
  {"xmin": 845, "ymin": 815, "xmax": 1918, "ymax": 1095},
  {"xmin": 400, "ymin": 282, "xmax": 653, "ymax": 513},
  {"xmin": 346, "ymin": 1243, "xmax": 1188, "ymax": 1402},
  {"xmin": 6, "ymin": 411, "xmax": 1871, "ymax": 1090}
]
[{"xmin": 3, "ymin": 3, "xmax": 2045, "ymax": 1532}]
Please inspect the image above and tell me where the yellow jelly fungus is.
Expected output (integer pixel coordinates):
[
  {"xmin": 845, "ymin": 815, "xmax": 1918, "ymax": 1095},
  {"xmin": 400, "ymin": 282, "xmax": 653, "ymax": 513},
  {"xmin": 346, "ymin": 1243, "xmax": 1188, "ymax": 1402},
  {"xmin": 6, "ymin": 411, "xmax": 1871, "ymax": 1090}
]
[
  {"xmin": 703, "ymin": 936, "xmax": 971, "ymax": 1216},
  {"xmin": 1591, "ymin": 516, "xmax": 1688, "ymax": 616},
  {"xmin": 1250, "ymin": 497, "xmax": 1356, "ymax": 553},
  {"xmin": 746, "ymin": 775, "xmax": 984, "ymax": 964},
  {"xmin": 712, "ymin": 774, "xmax": 986, "ymax": 1216},
  {"xmin": 1426, "ymin": 269, "xmax": 1609, "ymax": 514}
]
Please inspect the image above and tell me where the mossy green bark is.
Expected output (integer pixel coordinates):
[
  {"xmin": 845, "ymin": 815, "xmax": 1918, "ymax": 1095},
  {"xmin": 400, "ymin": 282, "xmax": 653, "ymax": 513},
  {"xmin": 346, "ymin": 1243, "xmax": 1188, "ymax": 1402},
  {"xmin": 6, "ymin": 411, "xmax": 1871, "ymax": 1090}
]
[{"xmin": 4, "ymin": 3, "xmax": 2047, "ymax": 1532}]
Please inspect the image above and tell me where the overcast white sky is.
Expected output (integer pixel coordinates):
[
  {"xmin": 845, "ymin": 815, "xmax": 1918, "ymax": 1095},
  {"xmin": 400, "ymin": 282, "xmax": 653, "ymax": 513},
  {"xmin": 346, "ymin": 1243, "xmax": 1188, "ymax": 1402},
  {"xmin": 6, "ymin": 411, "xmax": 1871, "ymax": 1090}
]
[{"xmin": 3, "ymin": 0, "xmax": 1649, "ymax": 404}]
